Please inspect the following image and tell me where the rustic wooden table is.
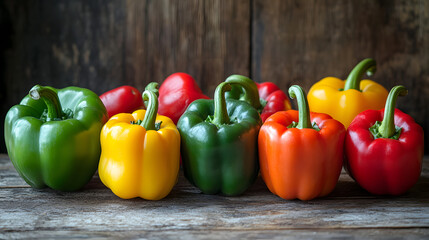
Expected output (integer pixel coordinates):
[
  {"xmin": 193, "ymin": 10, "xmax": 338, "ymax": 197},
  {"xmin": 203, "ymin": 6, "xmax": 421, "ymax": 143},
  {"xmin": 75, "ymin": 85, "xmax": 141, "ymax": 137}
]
[{"xmin": 1, "ymin": 154, "xmax": 428, "ymax": 239}]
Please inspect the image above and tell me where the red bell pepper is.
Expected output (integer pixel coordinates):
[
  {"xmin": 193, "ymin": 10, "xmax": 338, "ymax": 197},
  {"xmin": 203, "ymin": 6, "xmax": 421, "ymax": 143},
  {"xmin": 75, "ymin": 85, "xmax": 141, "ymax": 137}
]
[
  {"xmin": 225, "ymin": 75, "xmax": 291, "ymax": 122},
  {"xmin": 345, "ymin": 85, "xmax": 424, "ymax": 195},
  {"xmin": 257, "ymin": 82, "xmax": 292, "ymax": 122},
  {"xmin": 100, "ymin": 86, "xmax": 144, "ymax": 118},
  {"xmin": 158, "ymin": 73, "xmax": 210, "ymax": 124}
]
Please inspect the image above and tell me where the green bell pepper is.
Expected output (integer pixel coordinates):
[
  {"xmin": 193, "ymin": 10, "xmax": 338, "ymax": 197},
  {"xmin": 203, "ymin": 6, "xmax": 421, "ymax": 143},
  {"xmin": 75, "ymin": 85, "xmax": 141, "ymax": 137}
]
[
  {"xmin": 177, "ymin": 80, "xmax": 262, "ymax": 196},
  {"xmin": 4, "ymin": 85, "xmax": 108, "ymax": 191}
]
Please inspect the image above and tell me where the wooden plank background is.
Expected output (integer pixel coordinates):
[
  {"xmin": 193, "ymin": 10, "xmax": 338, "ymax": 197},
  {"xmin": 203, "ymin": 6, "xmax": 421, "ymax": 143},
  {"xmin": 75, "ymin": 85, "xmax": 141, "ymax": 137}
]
[{"xmin": 1, "ymin": 0, "xmax": 428, "ymax": 154}]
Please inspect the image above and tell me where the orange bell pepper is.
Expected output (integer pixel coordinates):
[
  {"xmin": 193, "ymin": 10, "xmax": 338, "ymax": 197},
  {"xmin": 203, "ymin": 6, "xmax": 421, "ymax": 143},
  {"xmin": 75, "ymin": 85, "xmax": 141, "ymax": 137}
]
[
  {"xmin": 259, "ymin": 85, "xmax": 346, "ymax": 200},
  {"xmin": 307, "ymin": 58, "xmax": 388, "ymax": 128}
]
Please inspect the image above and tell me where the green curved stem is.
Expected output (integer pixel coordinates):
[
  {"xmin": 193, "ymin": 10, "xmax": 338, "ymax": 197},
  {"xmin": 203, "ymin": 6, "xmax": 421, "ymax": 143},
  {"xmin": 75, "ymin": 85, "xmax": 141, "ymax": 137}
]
[
  {"xmin": 144, "ymin": 82, "xmax": 159, "ymax": 108},
  {"xmin": 288, "ymin": 85, "xmax": 311, "ymax": 129},
  {"xmin": 225, "ymin": 75, "xmax": 262, "ymax": 110},
  {"xmin": 344, "ymin": 58, "xmax": 377, "ymax": 91},
  {"xmin": 29, "ymin": 85, "xmax": 64, "ymax": 121},
  {"xmin": 212, "ymin": 82, "xmax": 232, "ymax": 126},
  {"xmin": 378, "ymin": 85, "xmax": 408, "ymax": 138},
  {"xmin": 141, "ymin": 89, "xmax": 159, "ymax": 131},
  {"xmin": 145, "ymin": 82, "xmax": 159, "ymax": 97}
]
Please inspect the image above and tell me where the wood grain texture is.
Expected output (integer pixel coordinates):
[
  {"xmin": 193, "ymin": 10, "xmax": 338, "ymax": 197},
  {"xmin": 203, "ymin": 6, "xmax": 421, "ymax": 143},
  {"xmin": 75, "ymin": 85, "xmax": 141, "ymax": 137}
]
[
  {"xmin": 123, "ymin": 0, "xmax": 250, "ymax": 95},
  {"xmin": 1, "ymin": 0, "xmax": 249, "ymax": 97},
  {"xmin": 2, "ymin": 229, "xmax": 429, "ymax": 240},
  {"xmin": 1, "ymin": 154, "xmax": 429, "ymax": 239}
]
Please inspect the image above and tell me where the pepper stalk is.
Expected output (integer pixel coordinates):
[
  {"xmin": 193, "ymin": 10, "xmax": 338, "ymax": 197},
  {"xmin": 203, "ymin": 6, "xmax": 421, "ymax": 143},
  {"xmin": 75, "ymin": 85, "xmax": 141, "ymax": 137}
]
[
  {"xmin": 344, "ymin": 58, "xmax": 377, "ymax": 91},
  {"xmin": 211, "ymin": 82, "xmax": 232, "ymax": 126},
  {"xmin": 376, "ymin": 85, "xmax": 408, "ymax": 139},
  {"xmin": 225, "ymin": 75, "xmax": 262, "ymax": 110},
  {"xmin": 288, "ymin": 85, "xmax": 320, "ymax": 130},
  {"xmin": 144, "ymin": 82, "xmax": 159, "ymax": 108},
  {"xmin": 29, "ymin": 85, "xmax": 65, "ymax": 121},
  {"xmin": 140, "ymin": 86, "xmax": 159, "ymax": 131},
  {"xmin": 288, "ymin": 85, "xmax": 311, "ymax": 129}
]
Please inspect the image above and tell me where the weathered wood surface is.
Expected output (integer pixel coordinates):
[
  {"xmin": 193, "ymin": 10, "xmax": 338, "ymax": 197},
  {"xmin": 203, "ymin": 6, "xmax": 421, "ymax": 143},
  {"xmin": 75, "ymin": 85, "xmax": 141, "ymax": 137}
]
[
  {"xmin": 1, "ymin": 0, "xmax": 428, "ymax": 155},
  {"xmin": 1, "ymin": 154, "xmax": 429, "ymax": 239}
]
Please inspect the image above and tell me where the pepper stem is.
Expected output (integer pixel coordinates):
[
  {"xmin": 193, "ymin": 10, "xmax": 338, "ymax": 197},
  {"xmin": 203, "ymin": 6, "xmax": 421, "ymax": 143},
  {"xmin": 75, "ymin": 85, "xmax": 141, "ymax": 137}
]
[
  {"xmin": 378, "ymin": 85, "xmax": 408, "ymax": 138},
  {"xmin": 144, "ymin": 82, "xmax": 159, "ymax": 108},
  {"xmin": 29, "ymin": 85, "xmax": 64, "ymax": 121},
  {"xmin": 225, "ymin": 75, "xmax": 262, "ymax": 110},
  {"xmin": 212, "ymin": 82, "xmax": 232, "ymax": 126},
  {"xmin": 344, "ymin": 58, "xmax": 377, "ymax": 91},
  {"xmin": 140, "ymin": 87, "xmax": 159, "ymax": 131},
  {"xmin": 288, "ymin": 85, "xmax": 311, "ymax": 129}
]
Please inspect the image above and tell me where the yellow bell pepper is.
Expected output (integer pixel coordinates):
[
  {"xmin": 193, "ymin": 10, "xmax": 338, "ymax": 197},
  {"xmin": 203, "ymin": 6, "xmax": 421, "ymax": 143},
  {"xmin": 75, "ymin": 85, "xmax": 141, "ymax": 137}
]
[
  {"xmin": 98, "ymin": 84, "xmax": 180, "ymax": 200},
  {"xmin": 307, "ymin": 58, "xmax": 388, "ymax": 128}
]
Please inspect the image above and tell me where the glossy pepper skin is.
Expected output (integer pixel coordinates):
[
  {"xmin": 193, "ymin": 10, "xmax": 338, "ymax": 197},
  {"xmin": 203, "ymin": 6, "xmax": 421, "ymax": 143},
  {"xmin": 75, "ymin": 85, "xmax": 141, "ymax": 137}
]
[
  {"xmin": 259, "ymin": 85, "xmax": 345, "ymax": 201},
  {"xmin": 345, "ymin": 86, "xmax": 424, "ymax": 195},
  {"xmin": 158, "ymin": 73, "xmax": 210, "ymax": 124},
  {"xmin": 4, "ymin": 85, "xmax": 108, "ymax": 191},
  {"xmin": 177, "ymin": 80, "xmax": 262, "ymax": 196},
  {"xmin": 225, "ymin": 75, "xmax": 291, "ymax": 122},
  {"xmin": 99, "ymin": 83, "xmax": 180, "ymax": 200},
  {"xmin": 100, "ymin": 85, "xmax": 144, "ymax": 118},
  {"xmin": 308, "ymin": 58, "xmax": 388, "ymax": 128}
]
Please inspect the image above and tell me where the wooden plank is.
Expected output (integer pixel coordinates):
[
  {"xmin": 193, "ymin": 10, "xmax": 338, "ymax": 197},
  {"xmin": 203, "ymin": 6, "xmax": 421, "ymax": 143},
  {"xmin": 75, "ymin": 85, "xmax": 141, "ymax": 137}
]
[
  {"xmin": 1, "ymin": 154, "xmax": 429, "ymax": 237},
  {"xmin": 2, "ymin": 229, "xmax": 429, "ymax": 240},
  {"xmin": 1, "ymin": 183, "xmax": 428, "ymax": 231},
  {"xmin": 124, "ymin": 0, "xmax": 250, "ymax": 96},
  {"xmin": 252, "ymin": 0, "xmax": 429, "ymax": 153}
]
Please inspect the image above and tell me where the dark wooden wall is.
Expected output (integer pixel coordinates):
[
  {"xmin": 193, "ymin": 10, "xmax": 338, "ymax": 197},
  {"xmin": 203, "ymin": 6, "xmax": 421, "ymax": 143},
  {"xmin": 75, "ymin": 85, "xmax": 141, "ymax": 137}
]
[{"xmin": 1, "ymin": 0, "xmax": 428, "ymax": 153}]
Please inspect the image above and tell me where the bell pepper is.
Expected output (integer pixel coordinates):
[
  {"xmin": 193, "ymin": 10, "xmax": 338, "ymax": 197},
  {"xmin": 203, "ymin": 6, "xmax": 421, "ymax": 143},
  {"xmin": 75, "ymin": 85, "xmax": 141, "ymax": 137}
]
[
  {"xmin": 344, "ymin": 85, "xmax": 424, "ymax": 195},
  {"xmin": 98, "ymin": 83, "xmax": 180, "ymax": 200},
  {"xmin": 4, "ymin": 85, "xmax": 108, "ymax": 191},
  {"xmin": 225, "ymin": 75, "xmax": 291, "ymax": 122},
  {"xmin": 100, "ymin": 85, "xmax": 144, "ymax": 118},
  {"xmin": 158, "ymin": 73, "xmax": 210, "ymax": 124},
  {"xmin": 307, "ymin": 58, "xmax": 388, "ymax": 128},
  {"xmin": 177, "ymin": 79, "xmax": 262, "ymax": 196},
  {"xmin": 259, "ymin": 85, "xmax": 346, "ymax": 200}
]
